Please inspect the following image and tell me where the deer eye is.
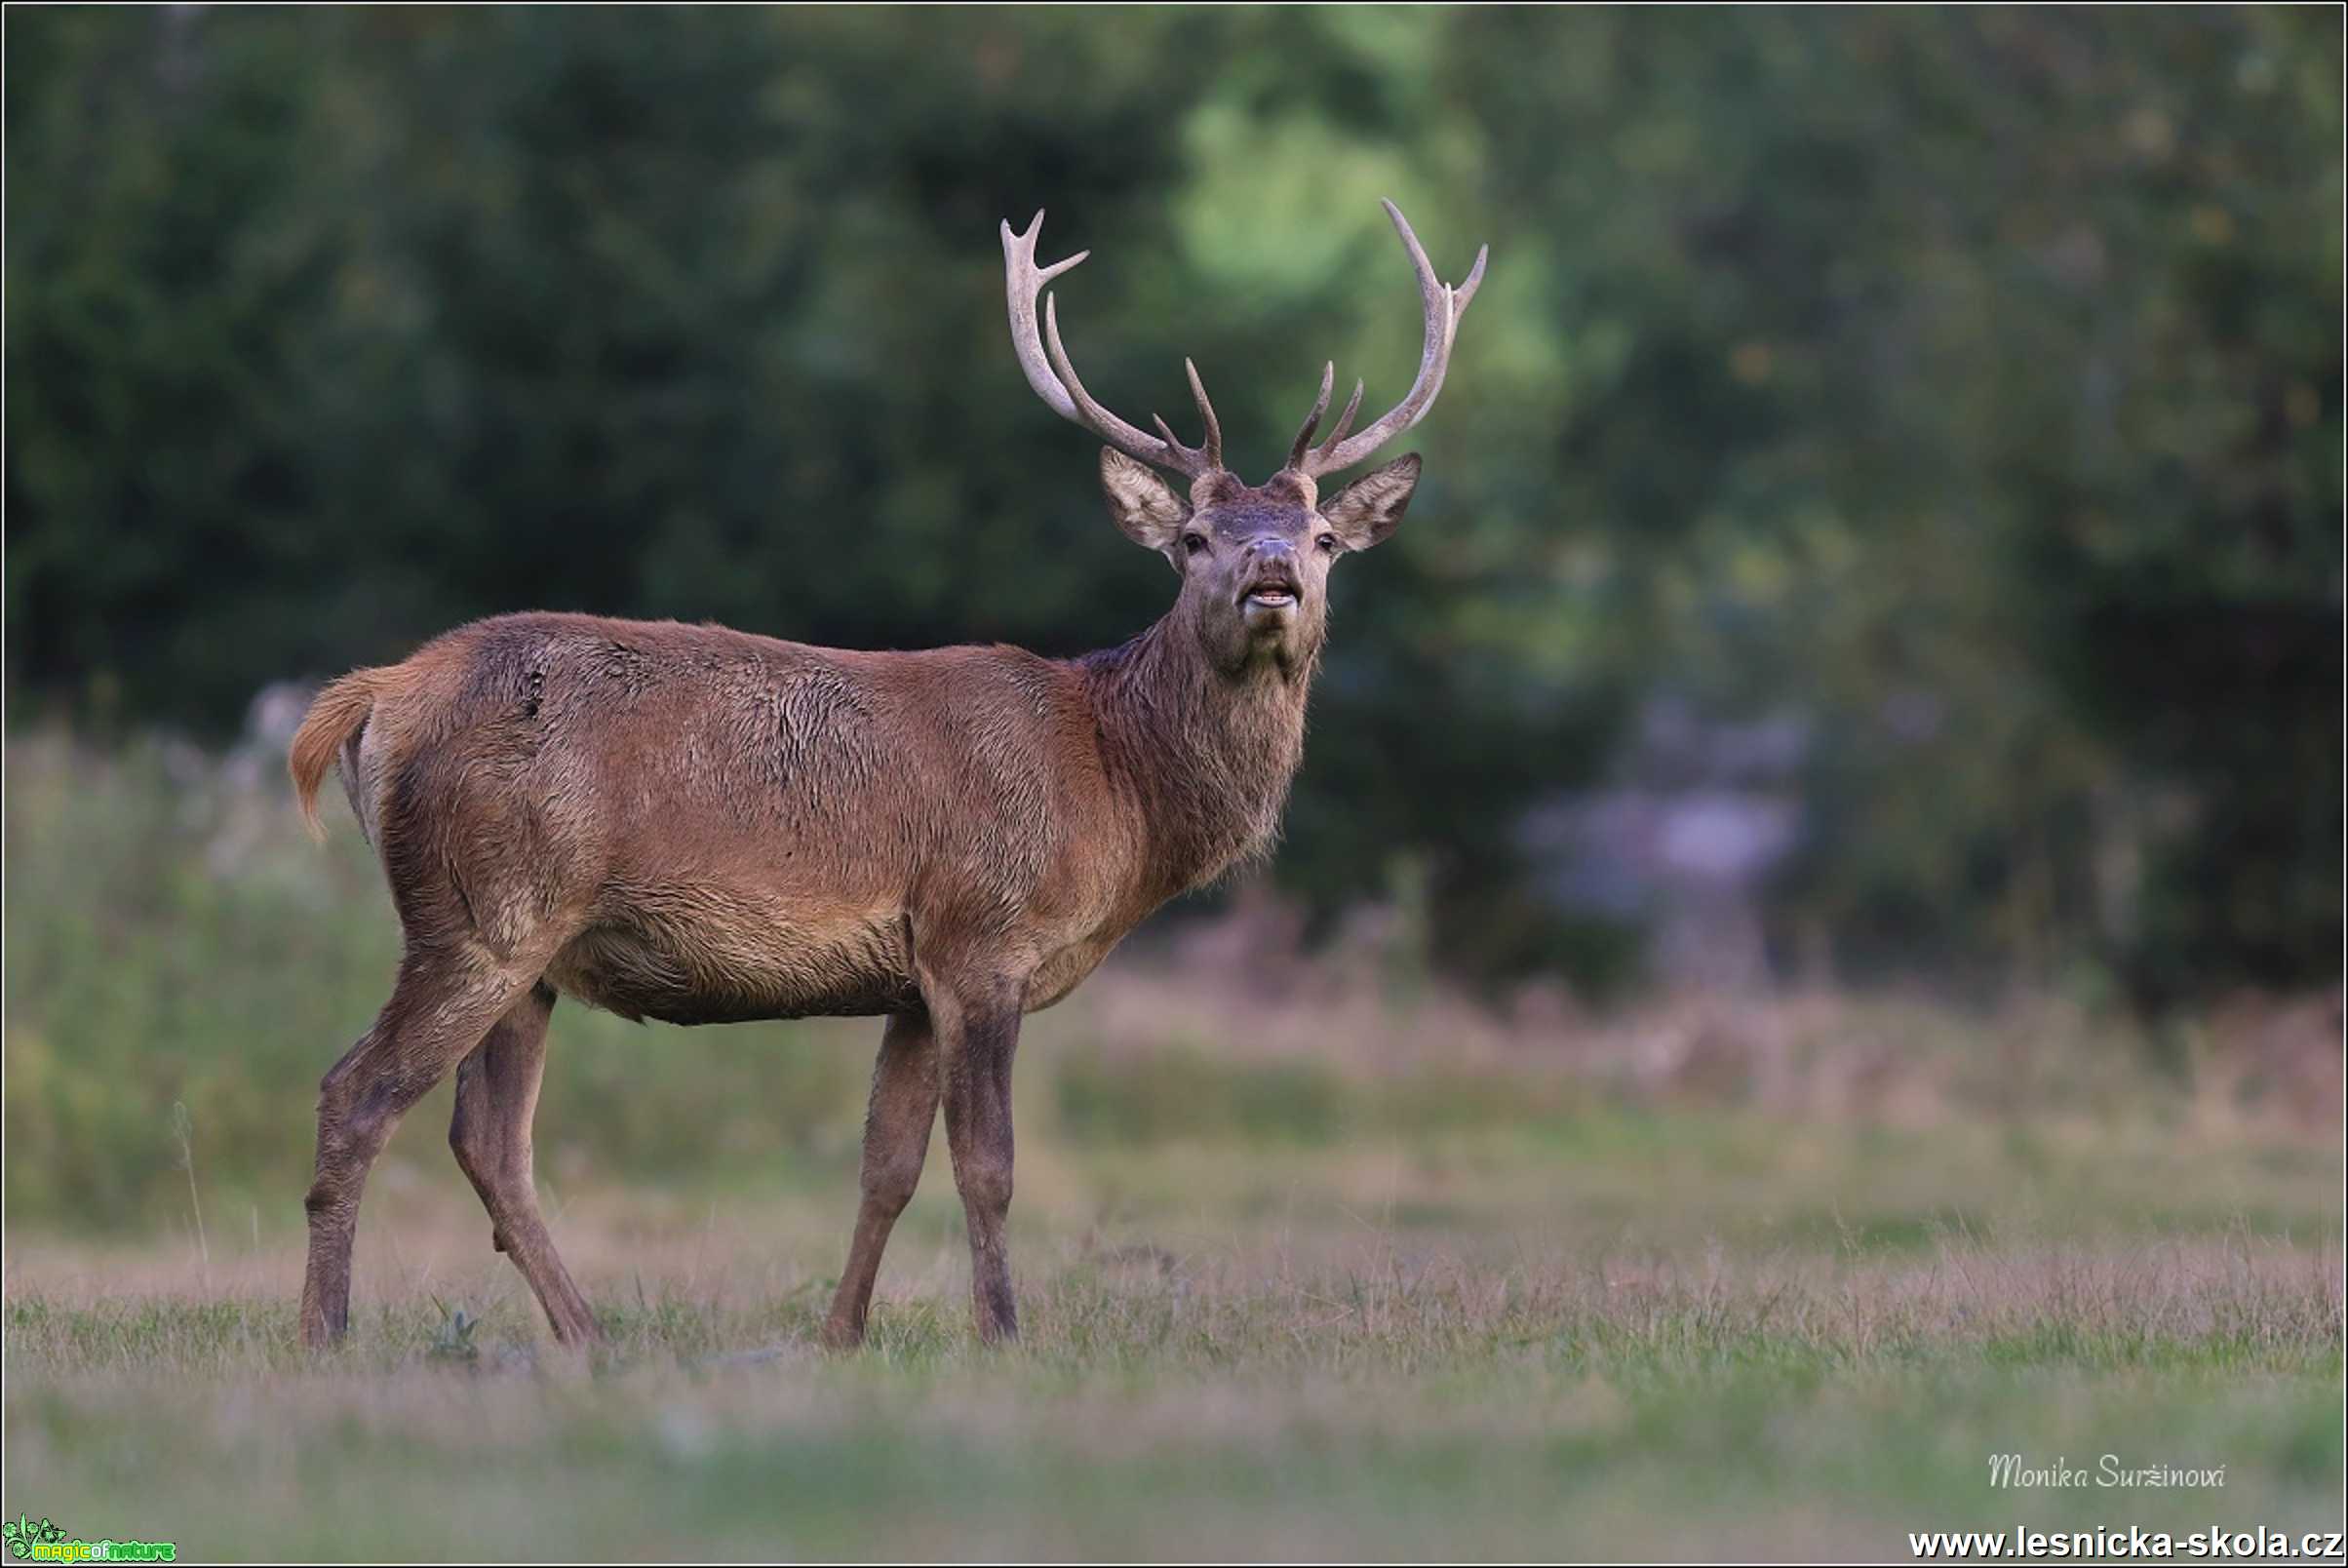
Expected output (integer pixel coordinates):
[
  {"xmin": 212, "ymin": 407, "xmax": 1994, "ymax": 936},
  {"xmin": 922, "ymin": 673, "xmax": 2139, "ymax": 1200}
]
[
  {"xmin": 1313, "ymin": 531, "xmax": 1341, "ymax": 553},
  {"xmin": 1182, "ymin": 532, "xmax": 1211, "ymax": 557}
]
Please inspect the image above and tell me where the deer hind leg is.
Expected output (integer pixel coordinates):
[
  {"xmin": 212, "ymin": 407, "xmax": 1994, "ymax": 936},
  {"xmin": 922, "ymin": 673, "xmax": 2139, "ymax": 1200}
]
[
  {"xmin": 449, "ymin": 982, "xmax": 602, "ymax": 1346},
  {"xmin": 299, "ymin": 945, "xmax": 544, "ymax": 1348},
  {"xmin": 822, "ymin": 1009, "xmax": 940, "ymax": 1350}
]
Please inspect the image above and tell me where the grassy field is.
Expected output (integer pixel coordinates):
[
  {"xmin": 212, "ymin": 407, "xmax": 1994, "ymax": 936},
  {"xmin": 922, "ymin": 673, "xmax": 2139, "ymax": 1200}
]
[
  {"xmin": 4, "ymin": 731, "xmax": 2343, "ymax": 1558},
  {"xmin": 6, "ymin": 1128, "xmax": 2341, "ymax": 1560}
]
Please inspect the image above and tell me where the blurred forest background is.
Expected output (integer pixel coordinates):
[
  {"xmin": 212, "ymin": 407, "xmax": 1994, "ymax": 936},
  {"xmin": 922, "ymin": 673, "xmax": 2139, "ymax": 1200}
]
[{"xmin": 7, "ymin": 5, "xmax": 2341, "ymax": 1011}]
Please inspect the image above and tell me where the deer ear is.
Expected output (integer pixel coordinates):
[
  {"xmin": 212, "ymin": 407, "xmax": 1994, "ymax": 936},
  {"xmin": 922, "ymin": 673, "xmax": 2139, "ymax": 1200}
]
[
  {"xmin": 1320, "ymin": 453, "xmax": 1421, "ymax": 551},
  {"xmin": 1099, "ymin": 448, "xmax": 1190, "ymax": 557}
]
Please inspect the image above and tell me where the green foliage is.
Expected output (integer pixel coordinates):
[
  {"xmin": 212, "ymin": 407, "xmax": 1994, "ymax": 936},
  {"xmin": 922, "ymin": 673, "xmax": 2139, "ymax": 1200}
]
[
  {"xmin": 6, "ymin": 8, "xmax": 2339, "ymax": 998},
  {"xmin": 425, "ymin": 1298, "xmax": 481, "ymax": 1365}
]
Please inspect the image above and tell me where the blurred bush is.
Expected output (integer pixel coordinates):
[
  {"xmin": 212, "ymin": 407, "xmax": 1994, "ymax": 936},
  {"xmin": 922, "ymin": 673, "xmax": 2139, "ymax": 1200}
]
[{"xmin": 5, "ymin": 7, "xmax": 2339, "ymax": 1000}]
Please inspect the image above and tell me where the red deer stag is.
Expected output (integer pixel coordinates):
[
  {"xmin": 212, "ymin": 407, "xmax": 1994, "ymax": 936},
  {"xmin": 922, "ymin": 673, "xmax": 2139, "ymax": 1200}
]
[{"xmin": 288, "ymin": 200, "xmax": 1485, "ymax": 1349}]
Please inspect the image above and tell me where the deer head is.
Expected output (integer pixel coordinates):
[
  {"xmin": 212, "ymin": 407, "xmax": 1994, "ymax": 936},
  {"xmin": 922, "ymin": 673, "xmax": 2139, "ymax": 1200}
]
[{"xmin": 1002, "ymin": 201, "xmax": 1486, "ymax": 677}]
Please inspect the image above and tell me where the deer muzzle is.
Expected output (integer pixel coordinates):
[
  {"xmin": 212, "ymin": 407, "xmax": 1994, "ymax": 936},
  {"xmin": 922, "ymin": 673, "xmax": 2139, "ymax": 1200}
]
[{"xmin": 1237, "ymin": 549, "xmax": 1303, "ymax": 620}]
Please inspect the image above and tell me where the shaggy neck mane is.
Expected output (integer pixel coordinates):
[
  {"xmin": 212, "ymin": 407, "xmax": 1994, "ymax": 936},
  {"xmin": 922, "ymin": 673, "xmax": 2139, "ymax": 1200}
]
[{"xmin": 1076, "ymin": 613, "xmax": 1316, "ymax": 902}]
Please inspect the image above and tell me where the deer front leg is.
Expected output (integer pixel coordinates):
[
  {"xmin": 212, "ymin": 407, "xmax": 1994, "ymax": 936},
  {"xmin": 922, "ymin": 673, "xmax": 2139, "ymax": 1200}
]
[
  {"xmin": 822, "ymin": 1009, "xmax": 940, "ymax": 1350},
  {"xmin": 925, "ymin": 977, "xmax": 1025, "ymax": 1345}
]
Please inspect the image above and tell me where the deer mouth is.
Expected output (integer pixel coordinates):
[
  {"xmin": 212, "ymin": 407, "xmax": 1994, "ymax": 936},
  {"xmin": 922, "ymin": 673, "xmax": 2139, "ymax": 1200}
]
[{"xmin": 1238, "ymin": 569, "xmax": 1302, "ymax": 613}]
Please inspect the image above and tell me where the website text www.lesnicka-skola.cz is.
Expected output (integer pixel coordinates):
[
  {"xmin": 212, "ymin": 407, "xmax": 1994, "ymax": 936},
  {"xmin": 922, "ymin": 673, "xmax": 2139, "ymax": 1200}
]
[{"xmin": 1909, "ymin": 1526, "xmax": 2347, "ymax": 1560}]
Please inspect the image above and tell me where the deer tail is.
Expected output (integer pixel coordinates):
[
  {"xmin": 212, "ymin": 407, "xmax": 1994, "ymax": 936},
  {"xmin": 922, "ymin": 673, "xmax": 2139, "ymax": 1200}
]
[{"xmin": 290, "ymin": 668, "xmax": 388, "ymax": 842}]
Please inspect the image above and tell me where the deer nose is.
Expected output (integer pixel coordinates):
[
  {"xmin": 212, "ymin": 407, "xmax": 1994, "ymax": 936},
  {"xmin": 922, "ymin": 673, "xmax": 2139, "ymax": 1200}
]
[{"xmin": 1243, "ymin": 537, "xmax": 1296, "ymax": 564}]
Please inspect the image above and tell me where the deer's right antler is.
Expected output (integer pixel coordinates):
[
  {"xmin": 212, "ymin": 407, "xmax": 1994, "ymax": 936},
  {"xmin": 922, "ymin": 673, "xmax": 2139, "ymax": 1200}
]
[
  {"xmin": 1001, "ymin": 212, "xmax": 1224, "ymax": 480},
  {"xmin": 1287, "ymin": 200, "xmax": 1487, "ymax": 480}
]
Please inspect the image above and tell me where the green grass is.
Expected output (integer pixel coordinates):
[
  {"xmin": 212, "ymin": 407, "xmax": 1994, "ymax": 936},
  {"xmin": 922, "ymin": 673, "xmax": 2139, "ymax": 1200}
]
[
  {"xmin": 4, "ymin": 730, "xmax": 2342, "ymax": 1558},
  {"xmin": 6, "ymin": 1223, "xmax": 2341, "ymax": 1560},
  {"xmin": 7, "ymin": 1100, "xmax": 2342, "ymax": 1559}
]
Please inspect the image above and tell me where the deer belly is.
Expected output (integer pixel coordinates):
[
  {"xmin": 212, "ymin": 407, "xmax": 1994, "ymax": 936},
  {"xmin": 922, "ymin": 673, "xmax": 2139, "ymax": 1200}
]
[{"xmin": 546, "ymin": 895, "xmax": 918, "ymax": 1025}]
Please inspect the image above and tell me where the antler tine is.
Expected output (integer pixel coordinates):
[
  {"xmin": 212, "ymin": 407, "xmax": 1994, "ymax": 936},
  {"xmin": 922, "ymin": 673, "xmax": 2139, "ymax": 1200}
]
[
  {"xmin": 1285, "ymin": 363, "xmax": 1336, "ymax": 470},
  {"xmin": 1000, "ymin": 214, "xmax": 1089, "ymax": 422},
  {"xmin": 1002, "ymin": 210, "xmax": 1220, "ymax": 478},
  {"xmin": 1455, "ymin": 243, "xmax": 1490, "ymax": 315},
  {"xmin": 1041, "ymin": 294, "xmax": 1217, "ymax": 477},
  {"xmin": 1296, "ymin": 199, "xmax": 1486, "ymax": 478},
  {"xmin": 1146, "ymin": 360, "xmax": 1225, "ymax": 470},
  {"xmin": 1308, "ymin": 377, "xmax": 1366, "ymax": 469},
  {"xmin": 1184, "ymin": 358, "xmax": 1222, "ymax": 472}
]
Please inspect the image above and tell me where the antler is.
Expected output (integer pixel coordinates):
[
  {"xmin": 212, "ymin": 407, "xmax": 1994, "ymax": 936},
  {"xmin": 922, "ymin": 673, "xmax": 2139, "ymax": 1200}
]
[
  {"xmin": 1001, "ymin": 212, "xmax": 1223, "ymax": 479},
  {"xmin": 1288, "ymin": 199, "xmax": 1487, "ymax": 479}
]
